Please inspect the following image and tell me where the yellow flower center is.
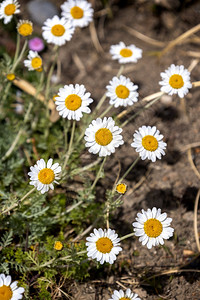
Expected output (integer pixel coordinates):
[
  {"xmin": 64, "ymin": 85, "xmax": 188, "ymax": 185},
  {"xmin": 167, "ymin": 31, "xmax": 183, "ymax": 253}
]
[
  {"xmin": 142, "ymin": 135, "xmax": 158, "ymax": 151},
  {"xmin": 70, "ymin": 6, "xmax": 84, "ymax": 19},
  {"xmin": 120, "ymin": 48, "xmax": 133, "ymax": 58},
  {"xmin": 0, "ymin": 285, "xmax": 13, "ymax": 300},
  {"xmin": 65, "ymin": 94, "xmax": 82, "ymax": 111},
  {"xmin": 38, "ymin": 168, "xmax": 55, "ymax": 184},
  {"xmin": 169, "ymin": 74, "xmax": 184, "ymax": 89},
  {"xmin": 119, "ymin": 298, "xmax": 131, "ymax": 300},
  {"xmin": 31, "ymin": 57, "xmax": 42, "ymax": 69},
  {"xmin": 116, "ymin": 183, "xmax": 127, "ymax": 194},
  {"xmin": 95, "ymin": 128, "xmax": 113, "ymax": 146},
  {"xmin": 6, "ymin": 73, "xmax": 15, "ymax": 81},
  {"xmin": 115, "ymin": 85, "xmax": 130, "ymax": 99},
  {"xmin": 18, "ymin": 23, "xmax": 33, "ymax": 36},
  {"xmin": 96, "ymin": 237, "xmax": 113, "ymax": 253},
  {"xmin": 4, "ymin": 4, "xmax": 16, "ymax": 16},
  {"xmin": 54, "ymin": 241, "xmax": 63, "ymax": 251},
  {"xmin": 144, "ymin": 218, "xmax": 163, "ymax": 238},
  {"xmin": 51, "ymin": 24, "xmax": 65, "ymax": 37}
]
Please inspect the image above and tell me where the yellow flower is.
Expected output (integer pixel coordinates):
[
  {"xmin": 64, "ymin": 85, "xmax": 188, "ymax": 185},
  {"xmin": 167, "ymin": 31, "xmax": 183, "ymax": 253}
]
[
  {"xmin": 54, "ymin": 241, "xmax": 63, "ymax": 251},
  {"xmin": 17, "ymin": 20, "xmax": 33, "ymax": 36},
  {"xmin": 116, "ymin": 183, "xmax": 127, "ymax": 194},
  {"xmin": 6, "ymin": 73, "xmax": 15, "ymax": 81}
]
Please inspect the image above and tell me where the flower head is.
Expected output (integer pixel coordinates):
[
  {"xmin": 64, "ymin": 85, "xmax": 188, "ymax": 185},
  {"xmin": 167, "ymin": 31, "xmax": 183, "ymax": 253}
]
[
  {"xmin": 132, "ymin": 207, "xmax": 174, "ymax": 249},
  {"xmin": 110, "ymin": 41, "xmax": 142, "ymax": 64},
  {"xmin": 159, "ymin": 64, "xmax": 192, "ymax": 98},
  {"xmin": 109, "ymin": 288, "xmax": 141, "ymax": 300},
  {"xmin": 28, "ymin": 158, "xmax": 61, "ymax": 194},
  {"xmin": 54, "ymin": 241, "xmax": 63, "ymax": 251},
  {"xmin": 84, "ymin": 117, "xmax": 124, "ymax": 157},
  {"xmin": 55, "ymin": 84, "xmax": 93, "ymax": 120},
  {"xmin": 86, "ymin": 228, "xmax": 122, "ymax": 264},
  {"xmin": 42, "ymin": 15, "xmax": 74, "ymax": 46},
  {"xmin": 17, "ymin": 20, "xmax": 33, "ymax": 37},
  {"xmin": 28, "ymin": 37, "xmax": 45, "ymax": 52},
  {"xmin": 116, "ymin": 183, "xmax": 127, "ymax": 194},
  {"xmin": 6, "ymin": 73, "xmax": 15, "ymax": 81},
  {"xmin": 0, "ymin": 273, "xmax": 25, "ymax": 300},
  {"xmin": 24, "ymin": 50, "xmax": 43, "ymax": 71},
  {"xmin": 61, "ymin": 0, "xmax": 93, "ymax": 28},
  {"xmin": 131, "ymin": 125, "xmax": 167, "ymax": 162},
  {"xmin": 106, "ymin": 75, "xmax": 138, "ymax": 108},
  {"xmin": 0, "ymin": 0, "xmax": 20, "ymax": 24}
]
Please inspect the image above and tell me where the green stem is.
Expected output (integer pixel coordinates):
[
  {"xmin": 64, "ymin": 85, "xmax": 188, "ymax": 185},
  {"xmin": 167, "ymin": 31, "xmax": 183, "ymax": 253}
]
[
  {"xmin": 44, "ymin": 46, "xmax": 58, "ymax": 101},
  {"xmin": 119, "ymin": 156, "xmax": 140, "ymax": 182},
  {"xmin": 71, "ymin": 157, "xmax": 102, "ymax": 175},
  {"xmin": 120, "ymin": 232, "xmax": 135, "ymax": 241},
  {"xmin": 63, "ymin": 120, "xmax": 76, "ymax": 171},
  {"xmin": 59, "ymin": 250, "xmax": 87, "ymax": 261},
  {"xmin": 1, "ymin": 187, "xmax": 36, "ymax": 215},
  {"xmin": 98, "ymin": 104, "xmax": 113, "ymax": 118},
  {"xmin": 12, "ymin": 34, "xmax": 21, "ymax": 66},
  {"xmin": 94, "ymin": 93, "xmax": 107, "ymax": 113},
  {"xmin": 11, "ymin": 40, "xmax": 28, "ymax": 72},
  {"xmin": 1, "ymin": 38, "xmax": 26, "ymax": 109},
  {"xmin": 121, "ymin": 96, "xmax": 161, "ymax": 128},
  {"xmin": 91, "ymin": 157, "xmax": 106, "ymax": 191},
  {"xmin": 2, "ymin": 102, "xmax": 33, "ymax": 161},
  {"xmin": 112, "ymin": 156, "xmax": 140, "ymax": 194}
]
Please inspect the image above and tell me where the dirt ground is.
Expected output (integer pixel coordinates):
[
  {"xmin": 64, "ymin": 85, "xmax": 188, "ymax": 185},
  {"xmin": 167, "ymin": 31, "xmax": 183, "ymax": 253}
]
[{"xmin": 2, "ymin": 0, "xmax": 200, "ymax": 299}]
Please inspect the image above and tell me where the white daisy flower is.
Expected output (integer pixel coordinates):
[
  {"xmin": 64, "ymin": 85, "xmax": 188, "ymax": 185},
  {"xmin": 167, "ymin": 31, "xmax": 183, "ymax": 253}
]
[
  {"xmin": 0, "ymin": 273, "xmax": 24, "ymax": 300},
  {"xmin": 132, "ymin": 207, "xmax": 174, "ymax": 249},
  {"xmin": 42, "ymin": 15, "xmax": 75, "ymax": 46},
  {"xmin": 84, "ymin": 117, "xmax": 124, "ymax": 157},
  {"xmin": 55, "ymin": 84, "xmax": 93, "ymax": 120},
  {"xmin": 24, "ymin": 50, "xmax": 42, "ymax": 71},
  {"xmin": 28, "ymin": 158, "xmax": 61, "ymax": 194},
  {"xmin": 131, "ymin": 125, "xmax": 167, "ymax": 162},
  {"xmin": 110, "ymin": 41, "xmax": 142, "ymax": 64},
  {"xmin": 159, "ymin": 64, "xmax": 192, "ymax": 98},
  {"xmin": 86, "ymin": 228, "xmax": 122, "ymax": 264},
  {"xmin": 0, "ymin": 0, "xmax": 20, "ymax": 24},
  {"xmin": 109, "ymin": 288, "xmax": 141, "ymax": 300},
  {"xmin": 61, "ymin": 0, "xmax": 93, "ymax": 28},
  {"xmin": 106, "ymin": 75, "xmax": 139, "ymax": 108}
]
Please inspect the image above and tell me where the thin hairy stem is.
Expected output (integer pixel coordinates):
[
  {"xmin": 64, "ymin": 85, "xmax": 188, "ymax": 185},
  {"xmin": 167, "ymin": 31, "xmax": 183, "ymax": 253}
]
[
  {"xmin": 63, "ymin": 120, "xmax": 76, "ymax": 171},
  {"xmin": 2, "ymin": 187, "xmax": 36, "ymax": 215},
  {"xmin": 91, "ymin": 157, "xmax": 106, "ymax": 191}
]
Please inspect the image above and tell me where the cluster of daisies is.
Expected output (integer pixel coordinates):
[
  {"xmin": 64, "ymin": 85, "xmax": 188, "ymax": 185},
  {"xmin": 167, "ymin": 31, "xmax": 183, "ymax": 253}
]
[{"xmin": 1, "ymin": 1, "xmax": 195, "ymax": 299}]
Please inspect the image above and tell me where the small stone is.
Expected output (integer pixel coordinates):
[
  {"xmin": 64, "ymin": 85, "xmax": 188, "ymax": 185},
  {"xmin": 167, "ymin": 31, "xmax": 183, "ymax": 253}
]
[
  {"xmin": 160, "ymin": 94, "xmax": 173, "ymax": 105},
  {"xmin": 27, "ymin": 0, "xmax": 59, "ymax": 26}
]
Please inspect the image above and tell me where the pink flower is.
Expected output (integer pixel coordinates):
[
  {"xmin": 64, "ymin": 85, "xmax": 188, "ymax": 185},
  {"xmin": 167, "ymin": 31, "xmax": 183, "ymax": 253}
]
[{"xmin": 28, "ymin": 37, "xmax": 44, "ymax": 52}]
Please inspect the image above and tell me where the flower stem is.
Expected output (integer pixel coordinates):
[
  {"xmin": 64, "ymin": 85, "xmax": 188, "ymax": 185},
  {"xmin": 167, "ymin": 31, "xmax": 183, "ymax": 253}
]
[
  {"xmin": 2, "ymin": 102, "xmax": 33, "ymax": 161},
  {"xmin": 120, "ymin": 232, "xmax": 135, "ymax": 241},
  {"xmin": 12, "ymin": 34, "xmax": 21, "ymax": 66},
  {"xmin": 91, "ymin": 157, "xmax": 106, "ymax": 191},
  {"xmin": 98, "ymin": 104, "xmax": 113, "ymax": 119},
  {"xmin": 112, "ymin": 156, "xmax": 140, "ymax": 194},
  {"xmin": 11, "ymin": 40, "xmax": 28, "ymax": 72},
  {"xmin": 63, "ymin": 120, "xmax": 76, "ymax": 171},
  {"xmin": 121, "ymin": 95, "xmax": 162, "ymax": 128},
  {"xmin": 71, "ymin": 157, "xmax": 102, "ymax": 175},
  {"xmin": 2, "ymin": 187, "xmax": 36, "ymax": 215}
]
